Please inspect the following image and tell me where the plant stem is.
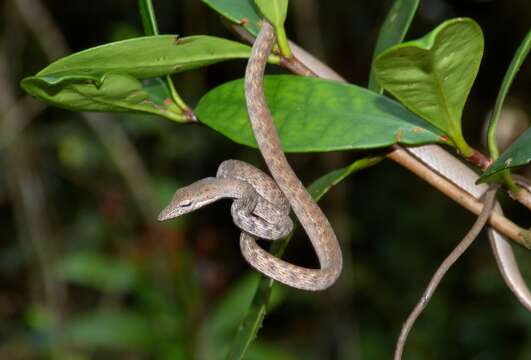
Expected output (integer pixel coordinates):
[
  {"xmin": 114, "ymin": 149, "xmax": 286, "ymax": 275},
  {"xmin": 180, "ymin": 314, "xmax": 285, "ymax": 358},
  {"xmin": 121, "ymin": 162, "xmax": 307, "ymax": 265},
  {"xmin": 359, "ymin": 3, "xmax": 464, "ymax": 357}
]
[
  {"xmin": 487, "ymin": 29, "xmax": 531, "ymax": 160},
  {"xmin": 137, "ymin": 0, "xmax": 196, "ymax": 122},
  {"xmin": 485, "ymin": 30, "xmax": 531, "ymax": 191},
  {"xmin": 275, "ymin": 25, "xmax": 292, "ymax": 58}
]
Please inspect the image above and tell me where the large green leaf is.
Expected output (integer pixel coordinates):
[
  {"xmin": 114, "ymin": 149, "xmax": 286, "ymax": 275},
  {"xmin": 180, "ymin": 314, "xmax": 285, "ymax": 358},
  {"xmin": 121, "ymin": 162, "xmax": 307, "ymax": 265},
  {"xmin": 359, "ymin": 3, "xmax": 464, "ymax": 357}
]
[
  {"xmin": 20, "ymin": 35, "xmax": 278, "ymax": 121},
  {"xmin": 195, "ymin": 75, "xmax": 446, "ymax": 152},
  {"xmin": 225, "ymin": 156, "xmax": 383, "ymax": 360},
  {"xmin": 368, "ymin": 0, "xmax": 420, "ymax": 93},
  {"xmin": 479, "ymin": 128, "xmax": 531, "ymax": 182},
  {"xmin": 27, "ymin": 35, "xmax": 256, "ymax": 81},
  {"xmin": 373, "ymin": 18, "xmax": 484, "ymax": 155},
  {"xmin": 22, "ymin": 73, "xmax": 184, "ymax": 121},
  {"xmin": 202, "ymin": 0, "xmax": 262, "ymax": 36}
]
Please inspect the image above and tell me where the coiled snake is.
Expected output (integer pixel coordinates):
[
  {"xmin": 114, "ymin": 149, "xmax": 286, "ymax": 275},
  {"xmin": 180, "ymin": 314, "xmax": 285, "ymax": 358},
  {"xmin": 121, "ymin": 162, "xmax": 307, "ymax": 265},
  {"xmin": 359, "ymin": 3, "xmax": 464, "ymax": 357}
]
[{"xmin": 158, "ymin": 21, "xmax": 343, "ymax": 291}]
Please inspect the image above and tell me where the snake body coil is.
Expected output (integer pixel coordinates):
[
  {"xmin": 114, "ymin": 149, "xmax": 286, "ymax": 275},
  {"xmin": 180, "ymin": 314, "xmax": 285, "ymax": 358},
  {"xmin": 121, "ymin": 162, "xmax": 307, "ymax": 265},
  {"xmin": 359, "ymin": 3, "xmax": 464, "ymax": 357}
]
[{"xmin": 241, "ymin": 22, "xmax": 343, "ymax": 290}]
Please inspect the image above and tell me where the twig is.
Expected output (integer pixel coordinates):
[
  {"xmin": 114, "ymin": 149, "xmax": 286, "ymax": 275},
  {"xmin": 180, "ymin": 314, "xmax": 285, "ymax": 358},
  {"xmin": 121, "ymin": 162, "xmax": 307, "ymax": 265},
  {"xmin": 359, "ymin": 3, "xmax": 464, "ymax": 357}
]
[
  {"xmin": 225, "ymin": 21, "xmax": 318, "ymax": 78},
  {"xmin": 387, "ymin": 147, "xmax": 530, "ymax": 248},
  {"xmin": 394, "ymin": 186, "xmax": 498, "ymax": 360},
  {"xmin": 509, "ymin": 174, "xmax": 531, "ymax": 211}
]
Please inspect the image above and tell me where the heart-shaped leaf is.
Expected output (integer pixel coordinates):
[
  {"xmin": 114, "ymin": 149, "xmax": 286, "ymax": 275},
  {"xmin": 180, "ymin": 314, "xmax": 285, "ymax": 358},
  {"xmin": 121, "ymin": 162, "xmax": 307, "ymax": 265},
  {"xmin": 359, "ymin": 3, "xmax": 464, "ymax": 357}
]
[
  {"xmin": 202, "ymin": 0, "xmax": 261, "ymax": 36},
  {"xmin": 479, "ymin": 128, "xmax": 531, "ymax": 182},
  {"xmin": 373, "ymin": 18, "xmax": 484, "ymax": 156},
  {"xmin": 195, "ymin": 75, "xmax": 447, "ymax": 152}
]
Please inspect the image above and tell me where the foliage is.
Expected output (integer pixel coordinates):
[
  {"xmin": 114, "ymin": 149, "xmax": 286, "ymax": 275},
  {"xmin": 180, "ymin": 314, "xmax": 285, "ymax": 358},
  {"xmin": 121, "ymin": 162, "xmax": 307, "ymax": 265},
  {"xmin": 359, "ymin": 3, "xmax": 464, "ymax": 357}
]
[
  {"xmin": 196, "ymin": 75, "xmax": 446, "ymax": 152},
  {"xmin": 373, "ymin": 18, "xmax": 484, "ymax": 155},
  {"xmin": 2, "ymin": 0, "xmax": 530, "ymax": 359}
]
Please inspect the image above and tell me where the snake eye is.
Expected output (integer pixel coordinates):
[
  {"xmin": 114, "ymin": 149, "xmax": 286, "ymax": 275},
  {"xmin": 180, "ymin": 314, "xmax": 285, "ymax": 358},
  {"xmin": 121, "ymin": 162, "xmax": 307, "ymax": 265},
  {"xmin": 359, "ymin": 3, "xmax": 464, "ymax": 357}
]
[{"xmin": 179, "ymin": 200, "xmax": 192, "ymax": 208}]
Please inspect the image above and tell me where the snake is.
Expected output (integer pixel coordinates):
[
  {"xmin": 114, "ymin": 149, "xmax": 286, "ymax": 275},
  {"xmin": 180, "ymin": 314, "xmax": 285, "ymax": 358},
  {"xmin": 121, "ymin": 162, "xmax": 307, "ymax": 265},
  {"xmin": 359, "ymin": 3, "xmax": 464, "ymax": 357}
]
[
  {"xmin": 159, "ymin": 21, "xmax": 342, "ymax": 291},
  {"xmin": 158, "ymin": 159, "xmax": 293, "ymax": 241},
  {"xmin": 159, "ymin": 20, "xmax": 531, "ymax": 305},
  {"xmin": 239, "ymin": 21, "xmax": 342, "ymax": 290}
]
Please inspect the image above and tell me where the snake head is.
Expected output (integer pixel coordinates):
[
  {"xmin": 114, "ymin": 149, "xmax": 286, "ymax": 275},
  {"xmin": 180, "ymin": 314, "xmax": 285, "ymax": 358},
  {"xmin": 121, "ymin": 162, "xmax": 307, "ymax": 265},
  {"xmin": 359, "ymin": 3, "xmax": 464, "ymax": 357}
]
[{"xmin": 157, "ymin": 178, "xmax": 218, "ymax": 221}]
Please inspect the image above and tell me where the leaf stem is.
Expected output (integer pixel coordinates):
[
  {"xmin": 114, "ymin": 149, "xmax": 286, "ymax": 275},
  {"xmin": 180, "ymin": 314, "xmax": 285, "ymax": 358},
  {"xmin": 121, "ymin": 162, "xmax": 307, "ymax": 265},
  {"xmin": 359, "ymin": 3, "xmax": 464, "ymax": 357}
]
[
  {"xmin": 138, "ymin": 0, "xmax": 159, "ymax": 35},
  {"xmin": 487, "ymin": 29, "xmax": 531, "ymax": 160},
  {"xmin": 486, "ymin": 29, "xmax": 530, "ymax": 191},
  {"xmin": 275, "ymin": 26, "xmax": 292, "ymax": 58},
  {"xmin": 137, "ymin": 0, "xmax": 196, "ymax": 122}
]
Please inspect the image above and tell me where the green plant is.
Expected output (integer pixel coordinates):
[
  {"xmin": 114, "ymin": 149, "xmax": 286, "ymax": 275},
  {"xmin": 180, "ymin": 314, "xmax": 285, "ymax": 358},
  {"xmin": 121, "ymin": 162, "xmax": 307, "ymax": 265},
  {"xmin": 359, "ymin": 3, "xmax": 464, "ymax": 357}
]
[{"xmin": 18, "ymin": 0, "xmax": 530, "ymax": 358}]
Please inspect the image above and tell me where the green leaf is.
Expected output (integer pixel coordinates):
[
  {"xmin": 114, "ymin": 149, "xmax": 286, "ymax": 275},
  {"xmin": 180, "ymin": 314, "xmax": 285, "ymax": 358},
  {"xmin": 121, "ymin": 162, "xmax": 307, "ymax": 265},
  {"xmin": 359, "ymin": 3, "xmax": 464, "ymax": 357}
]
[
  {"xmin": 225, "ymin": 157, "xmax": 383, "ymax": 360},
  {"xmin": 254, "ymin": 0, "xmax": 288, "ymax": 27},
  {"xmin": 254, "ymin": 0, "xmax": 291, "ymax": 57},
  {"xmin": 487, "ymin": 29, "xmax": 531, "ymax": 160},
  {"xmin": 308, "ymin": 157, "xmax": 385, "ymax": 201},
  {"xmin": 64, "ymin": 310, "xmax": 155, "ymax": 350},
  {"xmin": 368, "ymin": 0, "xmax": 420, "ymax": 93},
  {"xmin": 195, "ymin": 75, "xmax": 446, "ymax": 152},
  {"xmin": 373, "ymin": 18, "xmax": 484, "ymax": 155},
  {"xmin": 55, "ymin": 252, "xmax": 138, "ymax": 293},
  {"xmin": 202, "ymin": 0, "xmax": 262, "ymax": 36},
  {"xmin": 20, "ymin": 35, "xmax": 279, "ymax": 121},
  {"xmin": 25, "ymin": 35, "xmax": 255, "ymax": 81},
  {"xmin": 22, "ymin": 73, "xmax": 184, "ymax": 122},
  {"xmin": 479, "ymin": 128, "xmax": 531, "ymax": 182}
]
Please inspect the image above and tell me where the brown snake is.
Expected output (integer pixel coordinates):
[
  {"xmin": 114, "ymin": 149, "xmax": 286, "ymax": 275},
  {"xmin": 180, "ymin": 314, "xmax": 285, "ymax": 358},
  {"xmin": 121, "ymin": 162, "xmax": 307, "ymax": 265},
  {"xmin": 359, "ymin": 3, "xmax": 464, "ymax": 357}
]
[
  {"xmin": 240, "ymin": 21, "xmax": 342, "ymax": 290},
  {"xmin": 158, "ymin": 21, "xmax": 342, "ymax": 291}
]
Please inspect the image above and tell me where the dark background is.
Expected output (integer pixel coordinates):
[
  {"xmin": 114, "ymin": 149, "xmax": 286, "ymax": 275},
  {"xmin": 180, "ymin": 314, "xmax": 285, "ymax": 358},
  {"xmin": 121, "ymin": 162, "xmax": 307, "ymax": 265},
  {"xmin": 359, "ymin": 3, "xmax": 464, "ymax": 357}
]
[{"xmin": 0, "ymin": 0, "xmax": 530, "ymax": 359}]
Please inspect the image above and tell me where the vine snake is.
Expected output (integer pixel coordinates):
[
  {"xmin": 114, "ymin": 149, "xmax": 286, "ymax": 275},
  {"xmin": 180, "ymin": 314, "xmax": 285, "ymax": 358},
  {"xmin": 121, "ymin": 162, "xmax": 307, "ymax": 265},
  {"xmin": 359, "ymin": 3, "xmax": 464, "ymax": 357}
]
[
  {"xmin": 159, "ymin": 21, "xmax": 531, "ymax": 305},
  {"xmin": 159, "ymin": 22, "xmax": 342, "ymax": 291},
  {"xmin": 239, "ymin": 21, "xmax": 342, "ymax": 290}
]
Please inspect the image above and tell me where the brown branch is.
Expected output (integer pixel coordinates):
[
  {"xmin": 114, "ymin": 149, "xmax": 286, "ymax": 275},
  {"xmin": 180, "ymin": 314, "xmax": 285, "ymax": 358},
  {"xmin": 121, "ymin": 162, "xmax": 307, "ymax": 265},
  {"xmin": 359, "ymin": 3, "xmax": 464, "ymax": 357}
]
[
  {"xmin": 394, "ymin": 186, "xmax": 498, "ymax": 360},
  {"xmin": 510, "ymin": 174, "xmax": 531, "ymax": 211},
  {"xmin": 387, "ymin": 147, "xmax": 530, "ymax": 248},
  {"xmin": 225, "ymin": 21, "xmax": 318, "ymax": 78}
]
